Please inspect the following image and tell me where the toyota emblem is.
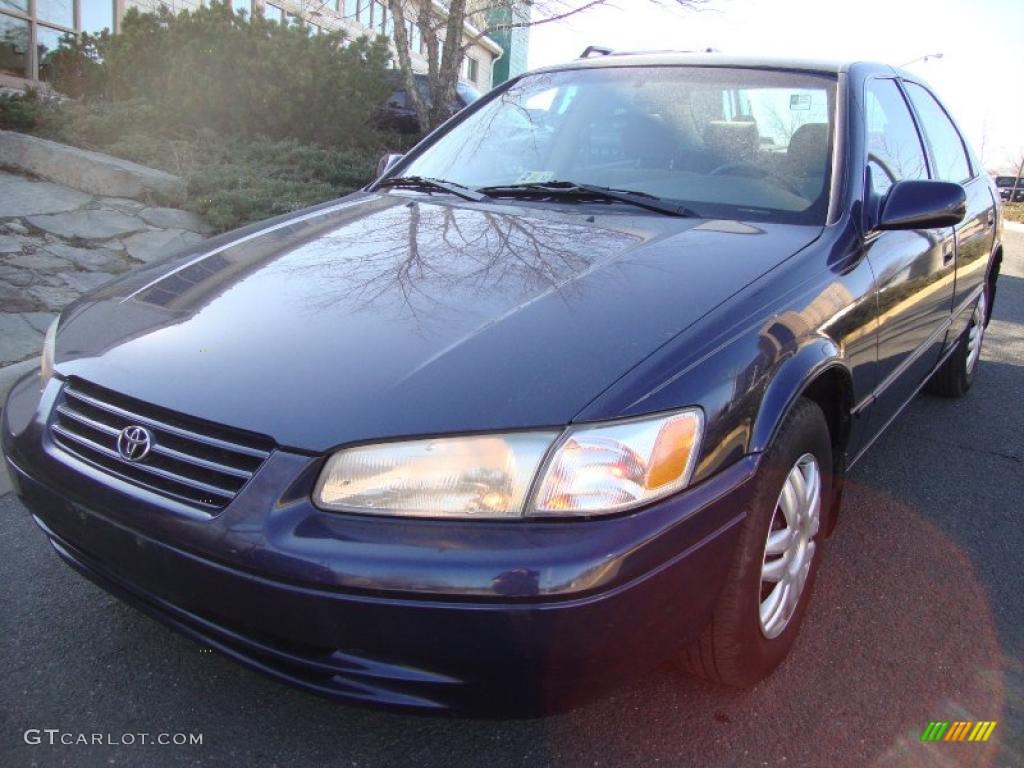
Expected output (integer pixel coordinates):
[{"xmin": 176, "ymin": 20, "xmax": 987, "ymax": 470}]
[{"xmin": 117, "ymin": 425, "xmax": 153, "ymax": 462}]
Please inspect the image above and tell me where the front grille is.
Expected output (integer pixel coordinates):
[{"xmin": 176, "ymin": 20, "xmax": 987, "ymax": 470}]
[{"xmin": 50, "ymin": 379, "xmax": 272, "ymax": 512}]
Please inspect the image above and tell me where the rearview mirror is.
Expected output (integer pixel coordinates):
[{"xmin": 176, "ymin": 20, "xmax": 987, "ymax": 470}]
[
  {"xmin": 376, "ymin": 153, "xmax": 404, "ymax": 179},
  {"xmin": 877, "ymin": 180, "xmax": 966, "ymax": 230}
]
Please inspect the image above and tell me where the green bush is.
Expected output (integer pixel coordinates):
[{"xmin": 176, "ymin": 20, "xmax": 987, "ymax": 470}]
[
  {"xmin": 0, "ymin": 88, "xmax": 71, "ymax": 134},
  {"xmin": 43, "ymin": 98, "xmax": 164, "ymax": 148},
  {"xmin": 100, "ymin": 131, "xmax": 379, "ymax": 231},
  {"xmin": 52, "ymin": 1, "xmax": 395, "ymax": 149},
  {"xmin": 3, "ymin": 94, "xmax": 382, "ymax": 231},
  {"xmin": 3, "ymin": 2, "xmax": 410, "ymax": 231},
  {"xmin": 0, "ymin": 91, "xmax": 43, "ymax": 132}
]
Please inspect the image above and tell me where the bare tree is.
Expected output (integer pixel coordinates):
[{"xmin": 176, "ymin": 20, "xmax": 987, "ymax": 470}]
[
  {"xmin": 385, "ymin": 0, "xmax": 711, "ymax": 132},
  {"xmin": 977, "ymin": 117, "xmax": 989, "ymax": 168},
  {"xmin": 282, "ymin": 197, "xmax": 636, "ymax": 331}
]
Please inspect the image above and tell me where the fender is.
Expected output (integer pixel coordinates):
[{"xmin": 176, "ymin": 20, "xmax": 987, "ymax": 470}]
[{"xmin": 749, "ymin": 336, "xmax": 851, "ymax": 454}]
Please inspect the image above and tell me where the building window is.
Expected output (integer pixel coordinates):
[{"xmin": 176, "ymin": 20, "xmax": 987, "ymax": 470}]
[
  {"xmin": 3, "ymin": 0, "xmax": 119, "ymax": 83},
  {"xmin": 36, "ymin": 24, "xmax": 69, "ymax": 81},
  {"xmin": 36, "ymin": 0, "xmax": 73, "ymax": 28},
  {"xmin": 0, "ymin": 12, "xmax": 29, "ymax": 78},
  {"xmin": 344, "ymin": 0, "xmax": 358, "ymax": 18},
  {"xmin": 356, "ymin": 0, "xmax": 368, "ymax": 25},
  {"xmin": 82, "ymin": 1, "xmax": 116, "ymax": 33},
  {"xmin": 264, "ymin": 3, "xmax": 284, "ymax": 23},
  {"xmin": 465, "ymin": 56, "xmax": 479, "ymax": 83},
  {"xmin": 409, "ymin": 20, "xmax": 420, "ymax": 53},
  {"xmin": 231, "ymin": 0, "xmax": 251, "ymax": 15}
]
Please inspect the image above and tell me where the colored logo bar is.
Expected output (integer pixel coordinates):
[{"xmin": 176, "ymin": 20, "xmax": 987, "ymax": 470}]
[{"xmin": 921, "ymin": 721, "xmax": 997, "ymax": 742}]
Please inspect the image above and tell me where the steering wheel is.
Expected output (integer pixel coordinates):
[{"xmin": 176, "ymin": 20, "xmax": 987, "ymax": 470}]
[{"xmin": 708, "ymin": 160, "xmax": 805, "ymax": 198}]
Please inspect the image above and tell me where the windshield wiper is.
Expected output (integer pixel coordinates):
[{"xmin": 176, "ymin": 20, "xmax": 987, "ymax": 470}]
[
  {"xmin": 376, "ymin": 175, "xmax": 489, "ymax": 202},
  {"xmin": 478, "ymin": 181, "xmax": 698, "ymax": 217}
]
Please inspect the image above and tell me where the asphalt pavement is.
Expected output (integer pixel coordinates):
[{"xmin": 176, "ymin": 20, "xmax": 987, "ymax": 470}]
[{"xmin": 2, "ymin": 231, "xmax": 1022, "ymax": 768}]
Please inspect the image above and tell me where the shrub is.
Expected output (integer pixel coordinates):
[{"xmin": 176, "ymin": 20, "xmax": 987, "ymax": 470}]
[
  {"xmin": 86, "ymin": 126, "xmax": 377, "ymax": 231},
  {"xmin": 0, "ymin": 89, "xmax": 69, "ymax": 134},
  {"xmin": 57, "ymin": 1, "xmax": 396, "ymax": 149},
  {"xmin": 0, "ymin": 90, "xmax": 45, "ymax": 132},
  {"xmin": 4, "ymin": 2, "xmax": 406, "ymax": 231}
]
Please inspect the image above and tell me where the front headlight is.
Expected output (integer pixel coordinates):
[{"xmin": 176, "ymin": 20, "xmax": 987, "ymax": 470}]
[
  {"xmin": 39, "ymin": 317, "xmax": 59, "ymax": 388},
  {"xmin": 314, "ymin": 433, "xmax": 557, "ymax": 518},
  {"xmin": 313, "ymin": 408, "xmax": 704, "ymax": 519}
]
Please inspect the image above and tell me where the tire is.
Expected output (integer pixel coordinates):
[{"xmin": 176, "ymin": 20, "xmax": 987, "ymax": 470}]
[
  {"xmin": 927, "ymin": 287, "xmax": 987, "ymax": 398},
  {"xmin": 683, "ymin": 398, "xmax": 832, "ymax": 687}
]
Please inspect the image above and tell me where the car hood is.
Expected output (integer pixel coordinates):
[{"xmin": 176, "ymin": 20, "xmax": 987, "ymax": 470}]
[{"xmin": 54, "ymin": 194, "xmax": 821, "ymax": 452}]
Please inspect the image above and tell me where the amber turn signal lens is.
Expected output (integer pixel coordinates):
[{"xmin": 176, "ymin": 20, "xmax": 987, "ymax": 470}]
[
  {"xmin": 645, "ymin": 415, "xmax": 701, "ymax": 489},
  {"xmin": 531, "ymin": 408, "xmax": 704, "ymax": 517}
]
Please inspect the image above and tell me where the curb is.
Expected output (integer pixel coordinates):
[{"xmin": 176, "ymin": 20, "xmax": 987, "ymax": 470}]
[{"xmin": 0, "ymin": 130, "xmax": 186, "ymax": 204}]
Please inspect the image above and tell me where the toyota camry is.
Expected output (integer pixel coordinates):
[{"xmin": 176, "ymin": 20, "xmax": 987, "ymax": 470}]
[{"xmin": 2, "ymin": 53, "xmax": 1003, "ymax": 714}]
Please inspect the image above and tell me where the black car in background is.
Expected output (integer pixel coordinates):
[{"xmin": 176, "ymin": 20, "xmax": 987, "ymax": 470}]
[
  {"xmin": 3, "ymin": 53, "xmax": 1004, "ymax": 715},
  {"xmin": 993, "ymin": 175, "xmax": 1024, "ymax": 202},
  {"xmin": 374, "ymin": 72, "xmax": 482, "ymax": 133}
]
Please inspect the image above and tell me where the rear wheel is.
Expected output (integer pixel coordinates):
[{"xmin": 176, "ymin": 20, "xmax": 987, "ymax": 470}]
[
  {"xmin": 928, "ymin": 288, "xmax": 987, "ymax": 398},
  {"xmin": 683, "ymin": 398, "xmax": 832, "ymax": 686}
]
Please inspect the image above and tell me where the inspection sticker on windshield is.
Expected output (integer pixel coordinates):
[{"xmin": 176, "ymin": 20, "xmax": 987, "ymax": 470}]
[
  {"xmin": 790, "ymin": 94, "xmax": 812, "ymax": 110},
  {"xmin": 516, "ymin": 171, "xmax": 555, "ymax": 184}
]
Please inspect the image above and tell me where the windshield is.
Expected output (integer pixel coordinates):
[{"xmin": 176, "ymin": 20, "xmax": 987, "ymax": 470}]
[{"xmin": 397, "ymin": 66, "xmax": 837, "ymax": 224}]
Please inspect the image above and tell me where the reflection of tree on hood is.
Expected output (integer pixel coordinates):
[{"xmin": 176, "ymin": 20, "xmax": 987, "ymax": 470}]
[{"xmin": 281, "ymin": 201, "xmax": 640, "ymax": 330}]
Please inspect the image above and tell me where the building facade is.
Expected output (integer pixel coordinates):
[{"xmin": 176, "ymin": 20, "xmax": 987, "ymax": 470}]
[
  {"xmin": 1, "ymin": 1, "xmax": 505, "ymax": 93},
  {"xmin": 1, "ymin": 1, "xmax": 117, "ymax": 87},
  {"xmin": 487, "ymin": 1, "xmax": 529, "ymax": 86}
]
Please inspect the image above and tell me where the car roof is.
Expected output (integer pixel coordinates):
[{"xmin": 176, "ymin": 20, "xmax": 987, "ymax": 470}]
[{"xmin": 531, "ymin": 51, "xmax": 888, "ymax": 77}]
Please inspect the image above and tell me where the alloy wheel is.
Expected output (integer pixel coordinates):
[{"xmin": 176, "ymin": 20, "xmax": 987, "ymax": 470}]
[
  {"xmin": 966, "ymin": 291, "xmax": 987, "ymax": 375},
  {"xmin": 758, "ymin": 453, "xmax": 821, "ymax": 639}
]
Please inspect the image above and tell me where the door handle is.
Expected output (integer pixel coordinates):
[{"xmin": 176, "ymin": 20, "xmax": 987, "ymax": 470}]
[{"xmin": 987, "ymin": 211, "xmax": 995, "ymax": 226}]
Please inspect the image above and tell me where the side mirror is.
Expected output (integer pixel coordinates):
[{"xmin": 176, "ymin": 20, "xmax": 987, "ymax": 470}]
[
  {"xmin": 877, "ymin": 179, "xmax": 966, "ymax": 230},
  {"xmin": 376, "ymin": 153, "xmax": 404, "ymax": 179}
]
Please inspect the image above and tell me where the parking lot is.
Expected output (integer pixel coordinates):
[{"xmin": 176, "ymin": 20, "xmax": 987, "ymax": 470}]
[{"xmin": 2, "ymin": 230, "xmax": 1022, "ymax": 768}]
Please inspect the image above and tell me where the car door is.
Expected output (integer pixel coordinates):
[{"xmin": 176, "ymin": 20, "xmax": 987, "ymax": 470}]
[
  {"xmin": 901, "ymin": 80, "xmax": 996, "ymax": 335},
  {"xmin": 859, "ymin": 77, "xmax": 956, "ymax": 434}
]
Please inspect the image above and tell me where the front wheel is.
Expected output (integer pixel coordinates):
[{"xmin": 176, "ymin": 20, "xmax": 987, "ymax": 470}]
[
  {"xmin": 928, "ymin": 288, "xmax": 987, "ymax": 398},
  {"xmin": 683, "ymin": 398, "xmax": 832, "ymax": 686}
]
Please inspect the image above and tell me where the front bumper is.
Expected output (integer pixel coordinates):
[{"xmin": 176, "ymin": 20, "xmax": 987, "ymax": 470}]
[{"xmin": 3, "ymin": 372, "xmax": 755, "ymax": 714}]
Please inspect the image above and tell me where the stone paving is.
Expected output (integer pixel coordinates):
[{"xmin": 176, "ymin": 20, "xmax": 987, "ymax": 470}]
[{"xmin": 0, "ymin": 170, "xmax": 212, "ymax": 380}]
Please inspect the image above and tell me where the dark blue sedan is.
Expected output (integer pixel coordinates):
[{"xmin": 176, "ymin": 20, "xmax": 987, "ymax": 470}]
[{"xmin": 2, "ymin": 53, "xmax": 1003, "ymax": 714}]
